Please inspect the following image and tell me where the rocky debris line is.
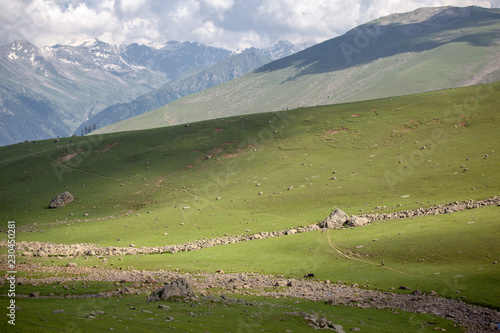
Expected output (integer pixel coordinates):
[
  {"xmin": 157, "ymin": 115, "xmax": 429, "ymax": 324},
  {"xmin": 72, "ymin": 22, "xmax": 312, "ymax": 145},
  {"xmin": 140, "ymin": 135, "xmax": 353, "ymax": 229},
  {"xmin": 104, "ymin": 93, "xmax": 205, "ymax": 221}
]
[
  {"xmin": 147, "ymin": 278, "xmax": 194, "ymax": 302},
  {"xmin": 48, "ymin": 191, "xmax": 74, "ymax": 208},
  {"xmin": 321, "ymin": 196, "xmax": 500, "ymax": 229},
  {"xmin": 8, "ymin": 197, "xmax": 500, "ymax": 257},
  {"xmin": 11, "ymin": 224, "xmax": 321, "ymax": 257},
  {"xmin": 3, "ymin": 265, "xmax": 499, "ymax": 333}
]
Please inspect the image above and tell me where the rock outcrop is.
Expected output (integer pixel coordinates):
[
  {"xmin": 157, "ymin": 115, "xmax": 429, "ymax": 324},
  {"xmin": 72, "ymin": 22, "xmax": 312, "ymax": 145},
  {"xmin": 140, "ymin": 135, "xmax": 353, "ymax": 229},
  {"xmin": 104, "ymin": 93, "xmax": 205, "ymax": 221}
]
[
  {"xmin": 319, "ymin": 209, "xmax": 349, "ymax": 229},
  {"xmin": 345, "ymin": 215, "xmax": 369, "ymax": 227},
  {"xmin": 147, "ymin": 278, "xmax": 194, "ymax": 302},
  {"xmin": 49, "ymin": 191, "xmax": 74, "ymax": 208}
]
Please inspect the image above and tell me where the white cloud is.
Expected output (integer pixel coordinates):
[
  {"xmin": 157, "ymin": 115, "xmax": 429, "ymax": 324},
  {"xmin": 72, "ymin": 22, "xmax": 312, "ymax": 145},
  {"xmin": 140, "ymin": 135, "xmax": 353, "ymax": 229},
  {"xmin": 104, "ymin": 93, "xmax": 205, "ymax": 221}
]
[
  {"xmin": 193, "ymin": 20, "xmax": 220, "ymax": 40},
  {"xmin": 204, "ymin": 0, "xmax": 234, "ymax": 11},
  {"xmin": 119, "ymin": 0, "xmax": 147, "ymax": 15},
  {"xmin": 0, "ymin": 0, "xmax": 499, "ymax": 49}
]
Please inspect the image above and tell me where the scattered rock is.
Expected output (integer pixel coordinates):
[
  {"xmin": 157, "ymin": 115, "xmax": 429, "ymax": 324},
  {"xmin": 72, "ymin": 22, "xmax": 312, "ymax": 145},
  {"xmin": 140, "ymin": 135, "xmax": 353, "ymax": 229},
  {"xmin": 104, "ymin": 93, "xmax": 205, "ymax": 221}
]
[
  {"xmin": 303, "ymin": 313, "xmax": 345, "ymax": 332},
  {"xmin": 52, "ymin": 309, "xmax": 64, "ymax": 314},
  {"xmin": 119, "ymin": 287, "xmax": 133, "ymax": 294},
  {"xmin": 49, "ymin": 191, "xmax": 74, "ymax": 208},
  {"xmin": 67, "ymin": 263, "xmax": 77, "ymax": 268},
  {"xmin": 489, "ymin": 323, "xmax": 500, "ymax": 330}
]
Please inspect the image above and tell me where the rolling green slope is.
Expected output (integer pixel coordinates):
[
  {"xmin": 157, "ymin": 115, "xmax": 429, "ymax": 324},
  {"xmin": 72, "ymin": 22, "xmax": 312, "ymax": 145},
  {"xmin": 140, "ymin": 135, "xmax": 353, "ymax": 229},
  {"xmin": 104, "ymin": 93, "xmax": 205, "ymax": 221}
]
[
  {"xmin": 0, "ymin": 82, "xmax": 499, "ymax": 313},
  {"xmin": 0, "ymin": 81, "xmax": 498, "ymax": 238},
  {"xmin": 98, "ymin": 6, "xmax": 500, "ymax": 135}
]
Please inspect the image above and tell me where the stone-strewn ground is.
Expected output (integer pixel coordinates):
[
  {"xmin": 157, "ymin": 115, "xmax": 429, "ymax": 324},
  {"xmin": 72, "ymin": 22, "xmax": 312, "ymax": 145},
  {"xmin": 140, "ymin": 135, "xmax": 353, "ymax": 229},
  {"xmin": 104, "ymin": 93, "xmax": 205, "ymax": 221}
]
[
  {"xmin": 1, "ymin": 263, "xmax": 499, "ymax": 332},
  {"xmin": 2, "ymin": 197, "xmax": 499, "ymax": 331}
]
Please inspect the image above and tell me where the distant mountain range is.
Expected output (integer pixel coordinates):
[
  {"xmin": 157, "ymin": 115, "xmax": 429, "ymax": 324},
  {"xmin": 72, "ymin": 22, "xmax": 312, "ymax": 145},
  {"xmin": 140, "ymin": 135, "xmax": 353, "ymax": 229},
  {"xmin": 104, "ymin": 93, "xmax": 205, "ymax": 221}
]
[
  {"xmin": 98, "ymin": 6, "xmax": 500, "ymax": 135},
  {"xmin": 76, "ymin": 51, "xmax": 272, "ymax": 134},
  {"xmin": 0, "ymin": 39, "xmax": 302, "ymax": 145}
]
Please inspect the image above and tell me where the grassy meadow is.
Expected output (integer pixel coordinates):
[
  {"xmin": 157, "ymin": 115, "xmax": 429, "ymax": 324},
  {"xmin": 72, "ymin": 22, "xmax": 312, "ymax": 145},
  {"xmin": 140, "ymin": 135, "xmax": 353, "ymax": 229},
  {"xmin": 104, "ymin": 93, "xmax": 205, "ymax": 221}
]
[
  {"xmin": 0, "ymin": 293, "xmax": 461, "ymax": 332},
  {"xmin": 1, "ymin": 81, "xmax": 499, "ymax": 331}
]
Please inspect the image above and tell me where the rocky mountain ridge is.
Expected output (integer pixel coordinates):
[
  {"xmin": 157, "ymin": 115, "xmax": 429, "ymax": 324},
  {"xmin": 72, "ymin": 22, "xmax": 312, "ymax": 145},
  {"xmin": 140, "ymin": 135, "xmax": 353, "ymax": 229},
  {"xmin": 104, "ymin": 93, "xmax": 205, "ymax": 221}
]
[
  {"xmin": 0, "ymin": 38, "xmax": 301, "ymax": 146},
  {"xmin": 77, "ymin": 50, "xmax": 273, "ymax": 133}
]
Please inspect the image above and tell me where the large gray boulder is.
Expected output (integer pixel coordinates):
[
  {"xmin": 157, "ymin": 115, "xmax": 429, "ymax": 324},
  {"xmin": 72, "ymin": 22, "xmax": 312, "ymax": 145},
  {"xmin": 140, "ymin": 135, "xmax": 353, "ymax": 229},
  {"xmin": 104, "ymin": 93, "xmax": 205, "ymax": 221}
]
[
  {"xmin": 319, "ymin": 209, "xmax": 349, "ymax": 229},
  {"xmin": 49, "ymin": 191, "xmax": 74, "ymax": 208},
  {"xmin": 147, "ymin": 278, "xmax": 194, "ymax": 302},
  {"xmin": 346, "ymin": 215, "xmax": 370, "ymax": 227}
]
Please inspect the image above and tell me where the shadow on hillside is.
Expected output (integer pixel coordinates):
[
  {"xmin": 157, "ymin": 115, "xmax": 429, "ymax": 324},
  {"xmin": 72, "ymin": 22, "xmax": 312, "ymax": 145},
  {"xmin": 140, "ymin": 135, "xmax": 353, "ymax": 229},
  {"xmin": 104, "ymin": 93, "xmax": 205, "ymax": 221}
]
[{"xmin": 254, "ymin": 6, "xmax": 500, "ymax": 80}]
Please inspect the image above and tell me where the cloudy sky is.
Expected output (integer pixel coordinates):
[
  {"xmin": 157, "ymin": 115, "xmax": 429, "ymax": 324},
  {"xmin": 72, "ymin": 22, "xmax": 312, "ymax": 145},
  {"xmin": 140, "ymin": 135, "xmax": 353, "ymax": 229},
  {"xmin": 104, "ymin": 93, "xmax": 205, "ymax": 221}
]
[{"xmin": 1, "ymin": 0, "xmax": 499, "ymax": 50}]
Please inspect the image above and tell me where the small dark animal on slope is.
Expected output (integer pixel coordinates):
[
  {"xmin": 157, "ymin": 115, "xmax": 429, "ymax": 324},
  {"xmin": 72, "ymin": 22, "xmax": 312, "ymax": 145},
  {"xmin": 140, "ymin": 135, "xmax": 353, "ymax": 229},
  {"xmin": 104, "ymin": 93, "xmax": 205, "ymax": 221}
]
[{"xmin": 304, "ymin": 273, "xmax": 315, "ymax": 278}]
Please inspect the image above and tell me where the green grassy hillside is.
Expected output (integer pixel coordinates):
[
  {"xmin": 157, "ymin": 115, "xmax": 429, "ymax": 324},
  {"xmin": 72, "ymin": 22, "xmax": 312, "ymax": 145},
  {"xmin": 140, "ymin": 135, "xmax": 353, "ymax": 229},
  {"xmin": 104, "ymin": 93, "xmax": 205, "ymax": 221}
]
[
  {"xmin": 2, "ymin": 82, "xmax": 498, "ymax": 236},
  {"xmin": 98, "ymin": 6, "xmax": 500, "ymax": 134},
  {"xmin": 0, "ymin": 82, "xmax": 499, "ymax": 331}
]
